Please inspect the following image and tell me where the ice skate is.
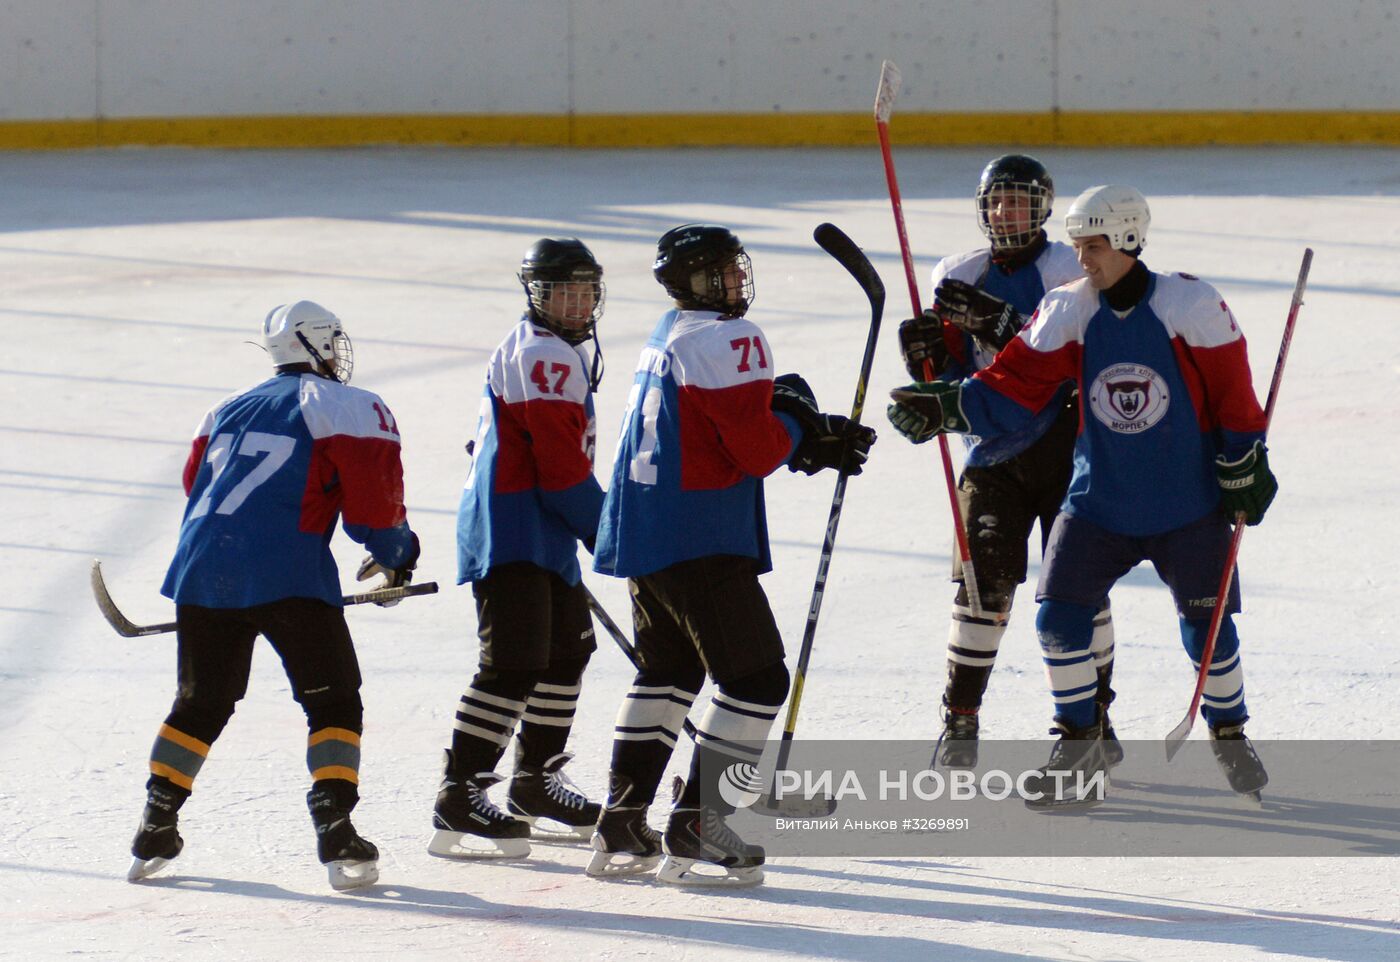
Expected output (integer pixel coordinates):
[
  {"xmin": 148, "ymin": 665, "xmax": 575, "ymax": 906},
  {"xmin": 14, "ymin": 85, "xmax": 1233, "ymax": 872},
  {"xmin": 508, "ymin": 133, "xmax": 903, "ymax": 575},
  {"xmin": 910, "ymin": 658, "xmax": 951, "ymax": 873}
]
[
  {"xmin": 308, "ymin": 785, "xmax": 379, "ymax": 891},
  {"xmin": 507, "ymin": 752, "xmax": 601, "ymax": 841},
  {"xmin": 316, "ymin": 815, "xmax": 380, "ymax": 891},
  {"xmin": 1209, "ymin": 721, "xmax": 1268, "ymax": 804},
  {"xmin": 1023, "ymin": 720, "xmax": 1108, "ymax": 813},
  {"xmin": 428, "ymin": 753, "xmax": 531, "ymax": 859},
  {"xmin": 128, "ymin": 813, "xmax": 183, "ymax": 882},
  {"xmin": 586, "ymin": 804, "xmax": 662, "ymax": 877},
  {"xmin": 656, "ymin": 805, "xmax": 764, "ymax": 887},
  {"xmin": 933, "ymin": 707, "xmax": 979, "ymax": 769},
  {"xmin": 127, "ymin": 783, "xmax": 185, "ymax": 882}
]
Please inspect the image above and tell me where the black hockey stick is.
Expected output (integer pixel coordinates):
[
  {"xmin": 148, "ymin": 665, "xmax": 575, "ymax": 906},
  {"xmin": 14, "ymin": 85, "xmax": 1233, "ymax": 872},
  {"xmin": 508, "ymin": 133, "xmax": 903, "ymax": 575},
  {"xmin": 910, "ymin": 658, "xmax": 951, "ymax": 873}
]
[
  {"xmin": 581, "ymin": 582, "xmax": 699, "ymax": 740},
  {"xmin": 752, "ymin": 223, "xmax": 884, "ymax": 818},
  {"xmin": 90, "ymin": 559, "xmax": 438, "ymax": 637}
]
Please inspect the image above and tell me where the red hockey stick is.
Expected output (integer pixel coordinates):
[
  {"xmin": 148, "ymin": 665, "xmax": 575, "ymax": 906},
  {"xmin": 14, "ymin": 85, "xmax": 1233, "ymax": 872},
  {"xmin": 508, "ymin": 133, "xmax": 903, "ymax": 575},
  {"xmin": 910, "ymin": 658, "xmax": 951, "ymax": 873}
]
[
  {"xmin": 1165, "ymin": 248, "xmax": 1313, "ymax": 761},
  {"xmin": 873, "ymin": 60, "xmax": 983, "ymax": 617}
]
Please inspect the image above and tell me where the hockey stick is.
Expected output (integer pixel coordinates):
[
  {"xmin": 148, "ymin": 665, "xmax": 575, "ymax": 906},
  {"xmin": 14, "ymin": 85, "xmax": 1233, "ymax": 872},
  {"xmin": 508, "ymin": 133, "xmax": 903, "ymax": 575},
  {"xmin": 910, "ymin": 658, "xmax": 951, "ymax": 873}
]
[
  {"xmin": 90, "ymin": 559, "xmax": 438, "ymax": 637},
  {"xmin": 750, "ymin": 222, "xmax": 884, "ymax": 819},
  {"xmin": 1164, "ymin": 248, "xmax": 1313, "ymax": 762},
  {"xmin": 874, "ymin": 59, "xmax": 984, "ymax": 618},
  {"xmin": 581, "ymin": 582, "xmax": 699, "ymax": 740}
]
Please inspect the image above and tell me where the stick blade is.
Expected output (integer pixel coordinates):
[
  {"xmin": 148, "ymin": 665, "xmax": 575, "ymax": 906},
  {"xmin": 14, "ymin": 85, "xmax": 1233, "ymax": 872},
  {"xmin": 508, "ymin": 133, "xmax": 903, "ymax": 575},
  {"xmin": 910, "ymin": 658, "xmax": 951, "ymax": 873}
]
[
  {"xmin": 1164, "ymin": 712, "xmax": 1195, "ymax": 762},
  {"xmin": 90, "ymin": 559, "xmax": 158, "ymax": 637},
  {"xmin": 874, "ymin": 60, "xmax": 902, "ymax": 122},
  {"xmin": 813, "ymin": 223, "xmax": 885, "ymax": 315}
]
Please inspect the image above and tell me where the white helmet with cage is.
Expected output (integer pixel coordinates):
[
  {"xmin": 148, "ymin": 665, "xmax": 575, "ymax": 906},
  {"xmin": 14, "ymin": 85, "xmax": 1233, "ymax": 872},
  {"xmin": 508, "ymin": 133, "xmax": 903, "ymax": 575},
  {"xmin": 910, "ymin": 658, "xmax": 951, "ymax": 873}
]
[
  {"xmin": 261, "ymin": 300, "xmax": 354, "ymax": 383},
  {"xmin": 1064, "ymin": 185, "xmax": 1151, "ymax": 253}
]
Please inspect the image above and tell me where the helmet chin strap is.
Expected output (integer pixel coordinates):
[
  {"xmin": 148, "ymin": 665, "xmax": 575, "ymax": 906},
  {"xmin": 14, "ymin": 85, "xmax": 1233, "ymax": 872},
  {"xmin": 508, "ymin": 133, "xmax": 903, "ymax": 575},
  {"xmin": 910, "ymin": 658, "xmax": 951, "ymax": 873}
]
[{"xmin": 294, "ymin": 331, "xmax": 338, "ymax": 381}]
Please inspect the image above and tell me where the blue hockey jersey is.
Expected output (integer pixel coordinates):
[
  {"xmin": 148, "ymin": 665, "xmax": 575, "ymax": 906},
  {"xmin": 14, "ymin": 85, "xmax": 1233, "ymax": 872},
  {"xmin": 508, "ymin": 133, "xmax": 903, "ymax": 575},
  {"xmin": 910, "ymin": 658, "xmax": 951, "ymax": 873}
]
[
  {"xmin": 162, "ymin": 372, "xmax": 415, "ymax": 608},
  {"xmin": 931, "ymin": 241, "xmax": 1083, "ymax": 466},
  {"xmin": 593, "ymin": 310, "xmax": 801, "ymax": 579},
  {"xmin": 457, "ymin": 317, "xmax": 603, "ymax": 586},
  {"xmin": 961, "ymin": 271, "xmax": 1268, "ymax": 536}
]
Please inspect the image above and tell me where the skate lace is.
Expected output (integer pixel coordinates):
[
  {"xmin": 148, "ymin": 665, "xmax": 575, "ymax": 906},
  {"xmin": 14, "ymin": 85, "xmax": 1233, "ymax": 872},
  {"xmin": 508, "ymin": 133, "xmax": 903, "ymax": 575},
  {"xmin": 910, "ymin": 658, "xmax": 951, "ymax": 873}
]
[
  {"xmin": 702, "ymin": 808, "xmax": 745, "ymax": 850},
  {"xmin": 465, "ymin": 779, "xmax": 516, "ymax": 823},
  {"xmin": 544, "ymin": 770, "xmax": 588, "ymax": 810}
]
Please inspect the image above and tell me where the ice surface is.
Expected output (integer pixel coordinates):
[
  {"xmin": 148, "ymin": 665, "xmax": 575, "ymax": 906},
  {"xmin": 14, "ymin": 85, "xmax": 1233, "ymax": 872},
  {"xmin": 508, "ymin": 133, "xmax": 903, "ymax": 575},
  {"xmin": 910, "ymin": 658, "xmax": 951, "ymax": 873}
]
[{"xmin": 1, "ymin": 146, "xmax": 1397, "ymax": 961}]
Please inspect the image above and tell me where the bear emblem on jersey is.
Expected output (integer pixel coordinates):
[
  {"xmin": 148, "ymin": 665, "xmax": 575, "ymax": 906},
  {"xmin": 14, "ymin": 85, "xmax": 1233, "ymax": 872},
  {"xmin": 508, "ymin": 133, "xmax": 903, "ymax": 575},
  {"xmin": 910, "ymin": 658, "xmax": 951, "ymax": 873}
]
[{"xmin": 1088, "ymin": 363, "xmax": 1170, "ymax": 434}]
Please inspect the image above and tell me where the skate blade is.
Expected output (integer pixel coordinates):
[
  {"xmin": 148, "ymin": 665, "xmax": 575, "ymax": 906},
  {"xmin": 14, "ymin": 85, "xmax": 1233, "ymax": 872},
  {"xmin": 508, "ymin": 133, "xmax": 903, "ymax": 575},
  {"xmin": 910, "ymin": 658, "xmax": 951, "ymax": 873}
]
[
  {"xmin": 584, "ymin": 848, "xmax": 660, "ymax": 878},
  {"xmin": 1024, "ymin": 792, "xmax": 1106, "ymax": 815},
  {"xmin": 1233, "ymin": 790, "xmax": 1265, "ymax": 809},
  {"xmin": 127, "ymin": 855, "xmax": 175, "ymax": 882},
  {"xmin": 327, "ymin": 858, "xmax": 379, "ymax": 891},
  {"xmin": 516, "ymin": 815, "xmax": 594, "ymax": 843},
  {"xmin": 427, "ymin": 829, "xmax": 531, "ymax": 860},
  {"xmin": 656, "ymin": 856, "xmax": 763, "ymax": 888}
]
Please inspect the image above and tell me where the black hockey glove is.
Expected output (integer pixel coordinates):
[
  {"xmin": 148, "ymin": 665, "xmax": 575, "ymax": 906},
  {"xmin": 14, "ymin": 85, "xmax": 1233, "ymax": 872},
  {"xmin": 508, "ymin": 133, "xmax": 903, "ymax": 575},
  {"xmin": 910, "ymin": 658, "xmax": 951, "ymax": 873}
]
[
  {"xmin": 934, "ymin": 278, "xmax": 1023, "ymax": 350},
  {"xmin": 886, "ymin": 381, "xmax": 970, "ymax": 444},
  {"xmin": 357, "ymin": 531, "xmax": 420, "ymax": 606},
  {"xmin": 770, "ymin": 372, "xmax": 821, "ymax": 424},
  {"xmin": 1215, "ymin": 441, "xmax": 1277, "ymax": 526},
  {"xmin": 897, "ymin": 310, "xmax": 950, "ymax": 380},
  {"xmin": 789, "ymin": 414, "xmax": 877, "ymax": 477}
]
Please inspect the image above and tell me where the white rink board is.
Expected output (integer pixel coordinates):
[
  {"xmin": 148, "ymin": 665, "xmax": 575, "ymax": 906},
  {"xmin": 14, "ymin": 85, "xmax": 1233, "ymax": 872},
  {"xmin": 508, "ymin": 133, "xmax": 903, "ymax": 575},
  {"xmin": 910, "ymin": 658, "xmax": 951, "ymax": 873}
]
[{"xmin": 3, "ymin": 1, "xmax": 1400, "ymax": 119}]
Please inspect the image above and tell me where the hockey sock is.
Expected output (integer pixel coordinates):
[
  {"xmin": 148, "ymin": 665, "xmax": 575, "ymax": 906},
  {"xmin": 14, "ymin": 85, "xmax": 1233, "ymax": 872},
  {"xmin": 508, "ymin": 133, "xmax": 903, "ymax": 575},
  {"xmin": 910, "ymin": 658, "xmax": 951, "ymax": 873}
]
[
  {"xmin": 1090, "ymin": 602, "xmax": 1116, "ymax": 706},
  {"xmin": 608, "ymin": 667, "xmax": 702, "ymax": 807},
  {"xmin": 943, "ymin": 600, "xmax": 1009, "ymax": 712},
  {"xmin": 147, "ymin": 722, "xmax": 214, "ymax": 794},
  {"xmin": 307, "ymin": 726, "xmax": 362, "ymax": 787},
  {"xmin": 1036, "ymin": 599, "xmax": 1098, "ymax": 729},
  {"xmin": 514, "ymin": 655, "xmax": 590, "ymax": 769},
  {"xmin": 451, "ymin": 666, "xmax": 536, "ymax": 774},
  {"xmin": 680, "ymin": 663, "xmax": 789, "ymax": 808},
  {"xmin": 1179, "ymin": 616, "xmax": 1248, "ymax": 728}
]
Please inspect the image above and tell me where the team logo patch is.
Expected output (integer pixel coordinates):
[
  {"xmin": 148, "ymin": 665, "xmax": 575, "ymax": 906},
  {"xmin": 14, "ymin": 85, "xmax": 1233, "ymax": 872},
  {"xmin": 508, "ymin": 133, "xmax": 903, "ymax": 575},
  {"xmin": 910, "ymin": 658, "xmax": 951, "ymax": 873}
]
[{"xmin": 1088, "ymin": 363, "xmax": 1170, "ymax": 434}]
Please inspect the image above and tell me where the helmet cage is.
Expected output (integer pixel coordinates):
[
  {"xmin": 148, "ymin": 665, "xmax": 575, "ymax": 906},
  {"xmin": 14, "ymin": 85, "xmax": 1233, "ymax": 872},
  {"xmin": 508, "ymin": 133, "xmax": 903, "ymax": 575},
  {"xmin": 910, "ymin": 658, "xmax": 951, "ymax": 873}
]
[
  {"xmin": 976, "ymin": 180, "xmax": 1053, "ymax": 252},
  {"xmin": 685, "ymin": 249, "xmax": 754, "ymax": 316},
  {"xmin": 522, "ymin": 274, "xmax": 606, "ymax": 344}
]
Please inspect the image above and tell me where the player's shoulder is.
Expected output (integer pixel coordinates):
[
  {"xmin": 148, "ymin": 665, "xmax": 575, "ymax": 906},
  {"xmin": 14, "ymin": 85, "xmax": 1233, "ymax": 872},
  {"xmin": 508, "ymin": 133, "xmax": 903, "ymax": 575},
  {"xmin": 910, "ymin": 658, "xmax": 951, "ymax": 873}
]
[
  {"xmin": 1150, "ymin": 270, "xmax": 1239, "ymax": 345},
  {"xmin": 1152, "ymin": 269, "xmax": 1225, "ymax": 309},
  {"xmin": 668, "ymin": 311, "xmax": 772, "ymax": 388},
  {"xmin": 1037, "ymin": 241, "xmax": 1085, "ymax": 289},
  {"xmin": 298, "ymin": 375, "xmax": 399, "ymax": 439},
  {"xmin": 933, "ymin": 248, "xmax": 990, "ymax": 285},
  {"xmin": 503, "ymin": 317, "xmax": 580, "ymax": 364},
  {"xmin": 1038, "ymin": 276, "xmax": 1098, "ymax": 315}
]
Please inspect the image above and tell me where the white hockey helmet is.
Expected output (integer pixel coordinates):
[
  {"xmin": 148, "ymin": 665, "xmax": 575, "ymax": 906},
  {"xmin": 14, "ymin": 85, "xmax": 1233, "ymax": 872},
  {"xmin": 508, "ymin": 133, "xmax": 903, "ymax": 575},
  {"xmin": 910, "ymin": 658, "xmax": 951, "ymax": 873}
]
[
  {"xmin": 261, "ymin": 300, "xmax": 354, "ymax": 383},
  {"xmin": 1064, "ymin": 185, "xmax": 1151, "ymax": 254}
]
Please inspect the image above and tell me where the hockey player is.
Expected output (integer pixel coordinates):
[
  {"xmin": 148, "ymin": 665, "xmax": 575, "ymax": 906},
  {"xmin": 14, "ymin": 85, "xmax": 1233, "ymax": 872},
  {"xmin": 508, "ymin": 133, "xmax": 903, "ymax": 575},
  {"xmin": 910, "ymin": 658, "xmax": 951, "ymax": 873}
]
[
  {"xmin": 586, "ymin": 224, "xmax": 876, "ymax": 885},
  {"xmin": 128, "ymin": 300, "xmax": 419, "ymax": 890},
  {"xmin": 888, "ymin": 186, "xmax": 1276, "ymax": 806},
  {"xmin": 433, "ymin": 238, "xmax": 607, "ymax": 859},
  {"xmin": 897, "ymin": 155, "xmax": 1117, "ymax": 769}
]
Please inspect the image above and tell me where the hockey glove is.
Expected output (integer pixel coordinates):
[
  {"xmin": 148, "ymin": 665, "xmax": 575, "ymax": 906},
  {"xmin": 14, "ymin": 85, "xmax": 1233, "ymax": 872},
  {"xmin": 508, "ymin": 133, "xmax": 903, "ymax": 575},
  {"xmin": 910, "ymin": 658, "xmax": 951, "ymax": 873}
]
[
  {"xmin": 897, "ymin": 310, "xmax": 950, "ymax": 380},
  {"xmin": 770, "ymin": 372, "xmax": 821, "ymax": 424},
  {"xmin": 1215, "ymin": 441, "xmax": 1277, "ymax": 526},
  {"xmin": 789, "ymin": 414, "xmax": 877, "ymax": 477},
  {"xmin": 934, "ymin": 279, "xmax": 1023, "ymax": 350},
  {"xmin": 886, "ymin": 381, "xmax": 970, "ymax": 444},
  {"xmin": 356, "ymin": 531, "xmax": 420, "ymax": 606}
]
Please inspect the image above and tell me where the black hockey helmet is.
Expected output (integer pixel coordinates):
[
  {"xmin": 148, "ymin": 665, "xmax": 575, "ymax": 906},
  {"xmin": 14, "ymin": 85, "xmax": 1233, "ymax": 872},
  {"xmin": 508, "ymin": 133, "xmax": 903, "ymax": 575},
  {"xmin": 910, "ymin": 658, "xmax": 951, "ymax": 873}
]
[
  {"xmin": 519, "ymin": 237, "xmax": 606, "ymax": 344},
  {"xmin": 653, "ymin": 223, "xmax": 754, "ymax": 316},
  {"xmin": 975, "ymin": 154, "xmax": 1055, "ymax": 252}
]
